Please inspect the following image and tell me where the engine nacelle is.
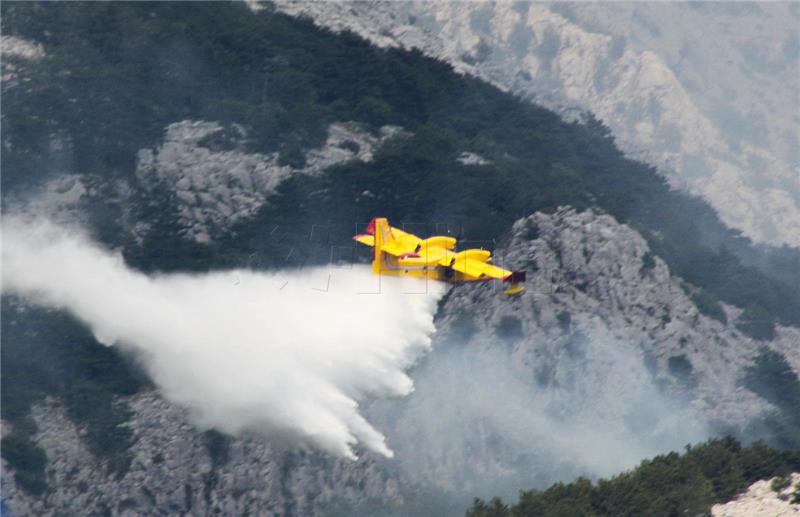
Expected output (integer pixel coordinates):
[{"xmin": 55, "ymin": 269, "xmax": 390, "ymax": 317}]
[
  {"xmin": 452, "ymin": 249, "xmax": 491, "ymax": 263},
  {"xmin": 418, "ymin": 236, "xmax": 456, "ymax": 251}
]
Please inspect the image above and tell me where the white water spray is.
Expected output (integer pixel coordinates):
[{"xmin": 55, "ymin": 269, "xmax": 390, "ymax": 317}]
[{"xmin": 2, "ymin": 216, "xmax": 445, "ymax": 459}]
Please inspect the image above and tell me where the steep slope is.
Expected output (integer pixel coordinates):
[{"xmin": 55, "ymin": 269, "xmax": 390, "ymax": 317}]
[
  {"xmin": 274, "ymin": 1, "xmax": 800, "ymax": 248},
  {"xmin": 370, "ymin": 208, "xmax": 800, "ymax": 501},
  {"xmin": 1, "ymin": 394, "xmax": 403, "ymax": 516},
  {"xmin": 2, "ymin": 3, "xmax": 799, "ymax": 515},
  {"xmin": 4, "ymin": 209, "xmax": 798, "ymax": 516}
]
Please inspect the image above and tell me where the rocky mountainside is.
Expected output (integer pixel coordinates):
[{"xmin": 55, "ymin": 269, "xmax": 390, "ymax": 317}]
[
  {"xmin": 1, "ymin": 393, "xmax": 402, "ymax": 517},
  {"xmin": 134, "ymin": 120, "xmax": 406, "ymax": 242},
  {"xmin": 6, "ymin": 118, "xmax": 406, "ymax": 246},
  {"xmin": 711, "ymin": 473, "xmax": 800, "ymax": 517},
  {"xmin": 273, "ymin": 1, "xmax": 800, "ymax": 248},
  {"xmin": 4, "ymin": 208, "xmax": 798, "ymax": 515},
  {"xmin": 371, "ymin": 207, "xmax": 800, "ymax": 500},
  {"xmin": 2, "ymin": 4, "xmax": 798, "ymax": 515}
]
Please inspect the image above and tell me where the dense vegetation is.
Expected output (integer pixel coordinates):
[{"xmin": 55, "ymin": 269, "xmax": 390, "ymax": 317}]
[
  {"xmin": 742, "ymin": 348, "xmax": 800, "ymax": 449},
  {"xmin": 2, "ymin": 0, "xmax": 798, "ymax": 500},
  {"xmin": 467, "ymin": 437, "xmax": 800, "ymax": 517}
]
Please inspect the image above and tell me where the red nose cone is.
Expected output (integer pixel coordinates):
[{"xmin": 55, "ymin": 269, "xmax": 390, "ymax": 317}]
[{"xmin": 365, "ymin": 218, "xmax": 377, "ymax": 235}]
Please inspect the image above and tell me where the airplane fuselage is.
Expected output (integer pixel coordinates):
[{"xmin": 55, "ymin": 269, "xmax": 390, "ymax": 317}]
[{"xmin": 354, "ymin": 217, "xmax": 525, "ymax": 295}]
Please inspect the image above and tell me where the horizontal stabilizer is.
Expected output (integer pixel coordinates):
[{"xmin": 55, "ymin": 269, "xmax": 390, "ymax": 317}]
[{"xmin": 353, "ymin": 234, "xmax": 375, "ymax": 246}]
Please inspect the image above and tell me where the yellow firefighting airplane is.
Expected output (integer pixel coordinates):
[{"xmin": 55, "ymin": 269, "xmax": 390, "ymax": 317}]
[{"xmin": 353, "ymin": 217, "xmax": 526, "ymax": 295}]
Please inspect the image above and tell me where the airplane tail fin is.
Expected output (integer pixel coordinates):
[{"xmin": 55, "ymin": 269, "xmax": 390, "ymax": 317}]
[
  {"xmin": 366, "ymin": 217, "xmax": 394, "ymax": 273},
  {"xmin": 503, "ymin": 271, "xmax": 526, "ymax": 295}
]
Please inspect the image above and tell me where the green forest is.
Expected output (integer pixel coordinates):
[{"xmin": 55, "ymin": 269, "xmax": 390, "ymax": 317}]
[
  {"xmin": 468, "ymin": 437, "xmax": 800, "ymax": 517},
  {"xmin": 2, "ymin": 0, "xmax": 799, "ymax": 505}
]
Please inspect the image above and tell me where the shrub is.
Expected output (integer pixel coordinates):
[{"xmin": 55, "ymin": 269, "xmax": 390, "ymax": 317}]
[
  {"xmin": 736, "ymin": 305, "xmax": 775, "ymax": 341},
  {"xmin": 742, "ymin": 348, "xmax": 800, "ymax": 448},
  {"xmin": 668, "ymin": 354, "xmax": 696, "ymax": 389},
  {"xmin": 495, "ymin": 315, "xmax": 524, "ymax": 340},
  {"xmin": 685, "ymin": 285, "xmax": 727, "ymax": 324},
  {"xmin": 450, "ymin": 313, "xmax": 478, "ymax": 343},
  {"xmin": 556, "ymin": 311, "xmax": 571, "ymax": 333},
  {"xmin": 640, "ymin": 251, "xmax": 656, "ymax": 274},
  {"xmin": 1, "ymin": 433, "xmax": 48, "ymax": 495},
  {"xmin": 771, "ymin": 475, "xmax": 791, "ymax": 492}
]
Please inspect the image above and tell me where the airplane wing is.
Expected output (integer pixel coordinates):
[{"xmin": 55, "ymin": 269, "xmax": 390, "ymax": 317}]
[
  {"xmin": 436, "ymin": 249, "xmax": 511, "ymax": 279},
  {"xmin": 389, "ymin": 227, "xmax": 423, "ymax": 250},
  {"xmin": 449, "ymin": 257, "xmax": 511, "ymax": 280},
  {"xmin": 355, "ymin": 217, "xmax": 525, "ymax": 294},
  {"xmin": 398, "ymin": 246, "xmax": 454, "ymax": 266},
  {"xmin": 353, "ymin": 232, "xmax": 421, "ymax": 257},
  {"xmin": 353, "ymin": 223, "xmax": 422, "ymax": 255},
  {"xmin": 380, "ymin": 240, "xmax": 418, "ymax": 257}
]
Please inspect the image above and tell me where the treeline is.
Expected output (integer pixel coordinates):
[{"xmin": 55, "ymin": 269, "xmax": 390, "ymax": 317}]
[{"xmin": 467, "ymin": 437, "xmax": 800, "ymax": 517}]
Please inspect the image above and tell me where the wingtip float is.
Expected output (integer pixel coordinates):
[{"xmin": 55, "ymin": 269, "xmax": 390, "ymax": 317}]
[{"xmin": 353, "ymin": 217, "xmax": 526, "ymax": 295}]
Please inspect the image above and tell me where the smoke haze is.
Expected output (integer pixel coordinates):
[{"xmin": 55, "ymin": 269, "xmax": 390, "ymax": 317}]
[
  {"xmin": 2, "ymin": 216, "xmax": 445, "ymax": 459},
  {"xmin": 370, "ymin": 333, "xmax": 710, "ymax": 502}
]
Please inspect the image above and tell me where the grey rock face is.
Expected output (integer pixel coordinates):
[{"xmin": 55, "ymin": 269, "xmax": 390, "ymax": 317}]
[
  {"xmin": 370, "ymin": 207, "xmax": 800, "ymax": 499},
  {"xmin": 456, "ymin": 152, "xmax": 490, "ymax": 166},
  {"xmin": 135, "ymin": 120, "xmax": 406, "ymax": 242},
  {"xmin": 2, "ymin": 393, "xmax": 401, "ymax": 517},
  {"xmin": 272, "ymin": 1, "xmax": 800, "ymax": 247},
  {"xmin": 12, "ymin": 121, "xmax": 408, "ymax": 244},
  {"xmin": 1, "ymin": 35, "xmax": 45, "ymax": 85},
  {"xmin": 710, "ymin": 472, "xmax": 800, "ymax": 517}
]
